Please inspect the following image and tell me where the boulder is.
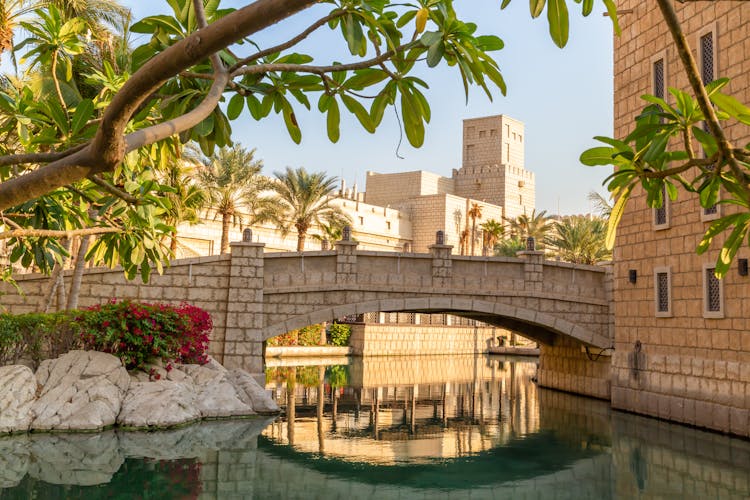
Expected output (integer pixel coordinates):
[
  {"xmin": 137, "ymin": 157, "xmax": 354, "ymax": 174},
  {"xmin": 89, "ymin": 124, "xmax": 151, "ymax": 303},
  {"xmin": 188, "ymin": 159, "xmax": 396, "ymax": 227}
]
[
  {"xmin": 0, "ymin": 365, "xmax": 37, "ymax": 434},
  {"xmin": 30, "ymin": 350, "xmax": 130, "ymax": 431},
  {"xmin": 118, "ymin": 380, "xmax": 200, "ymax": 428},
  {"xmin": 228, "ymin": 369, "xmax": 280, "ymax": 414},
  {"xmin": 179, "ymin": 364, "xmax": 254, "ymax": 418}
]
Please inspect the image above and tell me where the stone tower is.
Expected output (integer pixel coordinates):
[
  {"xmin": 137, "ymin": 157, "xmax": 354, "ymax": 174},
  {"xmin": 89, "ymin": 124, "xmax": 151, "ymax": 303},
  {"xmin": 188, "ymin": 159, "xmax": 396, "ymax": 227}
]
[{"xmin": 453, "ymin": 115, "xmax": 535, "ymax": 220}]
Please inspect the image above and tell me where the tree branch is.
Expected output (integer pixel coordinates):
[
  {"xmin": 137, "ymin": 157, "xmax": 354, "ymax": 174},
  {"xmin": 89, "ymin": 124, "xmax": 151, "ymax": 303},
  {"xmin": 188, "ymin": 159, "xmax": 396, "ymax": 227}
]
[
  {"xmin": 88, "ymin": 175, "xmax": 140, "ymax": 204},
  {"xmin": 231, "ymin": 41, "xmax": 418, "ymax": 78},
  {"xmin": 229, "ymin": 11, "xmax": 345, "ymax": 73},
  {"xmin": 642, "ymin": 156, "xmax": 716, "ymax": 178},
  {"xmin": 0, "ymin": 142, "xmax": 89, "ymax": 167},
  {"xmin": 655, "ymin": 0, "xmax": 747, "ymax": 185},
  {"xmin": 0, "ymin": 227, "xmax": 122, "ymax": 241},
  {"xmin": 0, "ymin": 0, "xmax": 318, "ymax": 212}
]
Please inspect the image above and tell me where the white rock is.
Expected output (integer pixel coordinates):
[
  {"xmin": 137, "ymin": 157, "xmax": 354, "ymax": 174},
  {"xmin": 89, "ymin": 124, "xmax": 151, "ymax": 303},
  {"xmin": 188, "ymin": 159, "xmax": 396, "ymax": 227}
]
[
  {"xmin": 30, "ymin": 350, "xmax": 130, "ymax": 431},
  {"xmin": 118, "ymin": 380, "xmax": 201, "ymax": 428},
  {"xmin": 0, "ymin": 365, "xmax": 37, "ymax": 434},
  {"xmin": 179, "ymin": 364, "xmax": 254, "ymax": 418},
  {"xmin": 228, "ymin": 369, "xmax": 280, "ymax": 414}
]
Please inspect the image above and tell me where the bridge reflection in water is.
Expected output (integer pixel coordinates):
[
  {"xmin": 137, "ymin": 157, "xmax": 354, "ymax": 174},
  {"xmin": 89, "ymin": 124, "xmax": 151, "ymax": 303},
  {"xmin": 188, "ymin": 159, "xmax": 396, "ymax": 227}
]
[{"xmin": 263, "ymin": 355, "xmax": 540, "ymax": 464}]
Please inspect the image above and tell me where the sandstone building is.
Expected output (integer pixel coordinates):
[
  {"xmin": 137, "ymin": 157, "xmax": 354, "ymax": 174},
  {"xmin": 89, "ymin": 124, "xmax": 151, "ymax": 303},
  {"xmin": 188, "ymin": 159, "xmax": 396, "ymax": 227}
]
[
  {"xmin": 611, "ymin": 1, "xmax": 750, "ymax": 436},
  {"xmin": 176, "ymin": 114, "xmax": 535, "ymax": 256}
]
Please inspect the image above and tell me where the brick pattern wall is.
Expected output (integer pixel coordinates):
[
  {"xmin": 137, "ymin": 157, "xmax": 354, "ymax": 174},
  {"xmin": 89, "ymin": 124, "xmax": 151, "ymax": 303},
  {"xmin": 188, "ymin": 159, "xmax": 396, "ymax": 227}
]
[
  {"xmin": 349, "ymin": 324, "xmax": 499, "ymax": 356},
  {"xmin": 612, "ymin": 0, "xmax": 750, "ymax": 437},
  {"xmin": 538, "ymin": 337, "xmax": 611, "ymax": 400}
]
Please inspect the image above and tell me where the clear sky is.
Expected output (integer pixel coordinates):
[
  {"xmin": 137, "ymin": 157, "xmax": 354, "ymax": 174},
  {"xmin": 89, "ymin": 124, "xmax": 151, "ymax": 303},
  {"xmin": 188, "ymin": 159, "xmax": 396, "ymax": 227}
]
[{"xmin": 126, "ymin": 1, "xmax": 615, "ymax": 215}]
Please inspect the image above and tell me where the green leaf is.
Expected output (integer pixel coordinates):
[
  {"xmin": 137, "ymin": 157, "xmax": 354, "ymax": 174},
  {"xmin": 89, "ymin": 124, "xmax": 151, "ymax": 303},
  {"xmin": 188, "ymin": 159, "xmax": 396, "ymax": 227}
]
[
  {"xmin": 70, "ymin": 99, "xmax": 94, "ymax": 135},
  {"xmin": 475, "ymin": 35, "xmax": 504, "ymax": 51},
  {"xmin": 529, "ymin": 0, "xmax": 546, "ymax": 18},
  {"xmin": 246, "ymin": 94, "xmax": 264, "ymax": 120},
  {"xmin": 716, "ymin": 219, "xmax": 749, "ymax": 277},
  {"xmin": 546, "ymin": 0, "xmax": 569, "ymax": 48},
  {"xmin": 692, "ymin": 126, "xmax": 718, "ymax": 157},
  {"xmin": 697, "ymin": 215, "xmax": 737, "ymax": 254},
  {"xmin": 606, "ymin": 185, "xmax": 634, "ymax": 250},
  {"xmin": 344, "ymin": 69, "xmax": 388, "ymax": 90},
  {"xmin": 342, "ymin": 94, "xmax": 375, "ymax": 133},
  {"xmin": 711, "ymin": 92, "xmax": 750, "ymax": 125},
  {"xmin": 501, "ymin": 0, "xmax": 512, "ymax": 9},
  {"xmin": 602, "ymin": 0, "xmax": 620, "ymax": 35},
  {"xmin": 227, "ymin": 93, "xmax": 244, "ymax": 120},
  {"xmin": 582, "ymin": 0, "xmax": 594, "ymax": 16},
  {"xmin": 580, "ymin": 147, "xmax": 615, "ymax": 166},
  {"xmin": 282, "ymin": 102, "xmax": 301, "ymax": 144},
  {"xmin": 400, "ymin": 88, "xmax": 424, "ymax": 148},
  {"xmin": 426, "ymin": 40, "xmax": 445, "ymax": 67},
  {"xmin": 327, "ymin": 98, "xmax": 340, "ymax": 143}
]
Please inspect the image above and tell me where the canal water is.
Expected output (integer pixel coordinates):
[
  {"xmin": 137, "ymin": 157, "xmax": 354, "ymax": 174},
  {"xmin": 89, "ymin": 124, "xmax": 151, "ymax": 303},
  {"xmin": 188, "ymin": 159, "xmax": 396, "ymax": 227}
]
[{"xmin": 1, "ymin": 355, "xmax": 749, "ymax": 499}]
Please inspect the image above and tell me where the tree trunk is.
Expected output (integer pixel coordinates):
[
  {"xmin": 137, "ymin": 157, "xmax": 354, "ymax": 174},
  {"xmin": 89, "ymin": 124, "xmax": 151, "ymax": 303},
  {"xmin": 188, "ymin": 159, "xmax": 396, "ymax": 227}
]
[
  {"xmin": 220, "ymin": 212, "xmax": 231, "ymax": 254},
  {"xmin": 170, "ymin": 233, "xmax": 178, "ymax": 254},
  {"xmin": 471, "ymin": 219, "xmax": 476, "ymax": 256},
  {"xmin": 41, "ymin": 238, "xmax": 71, "ymax": 313},
  {"xmin": 297, "ymin": 231, "xmax": 306, "ymax": 252},
  {"xmin": 67, "ymin": 233, "xmax": 92, "ymax": 310}
]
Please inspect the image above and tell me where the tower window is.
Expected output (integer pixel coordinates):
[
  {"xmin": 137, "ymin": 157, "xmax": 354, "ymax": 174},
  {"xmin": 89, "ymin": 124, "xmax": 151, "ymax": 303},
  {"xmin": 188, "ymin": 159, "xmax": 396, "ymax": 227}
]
[
  {"xmin": 700, "ymin": 32, "xmax": 714, "ymax": 84},
  {"xmin": 703, "ymin": 265, "xmax": 723, "ymax": 318},
  {"xmin": 653, "ymin": 58, "xmax": 665, "ymax": 99},
  {"xmin": 653, "ymin": 185, "xmax": 669, "ymax": 229}
]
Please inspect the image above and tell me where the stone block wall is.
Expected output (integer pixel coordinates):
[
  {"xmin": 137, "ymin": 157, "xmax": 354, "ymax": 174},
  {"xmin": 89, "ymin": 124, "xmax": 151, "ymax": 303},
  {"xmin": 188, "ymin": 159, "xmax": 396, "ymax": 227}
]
[
  {"xmin": 612, "ymin": 0, "xmax": 750, "ymax": 437},
  {"xmin": 538, "ymin": 337, "xmax": 611, "ymax": 400},
  {"xmin": 348, "ymin": 323, "xmax": 500, "ymax": 357}
]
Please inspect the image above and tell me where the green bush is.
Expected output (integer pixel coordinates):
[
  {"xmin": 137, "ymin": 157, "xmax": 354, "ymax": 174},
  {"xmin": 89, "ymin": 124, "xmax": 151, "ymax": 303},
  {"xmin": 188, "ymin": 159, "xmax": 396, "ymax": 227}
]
[
  {"xmin": 297, "ymin": 324, "xmax": 323, "ymax": 346},
  {"xmin": 329, "ymin": 323, "xmax": 352, "ymax": 346},
  {"xmin": 0, "ymin": 311, "xmax": 79, "ymax": 369}
]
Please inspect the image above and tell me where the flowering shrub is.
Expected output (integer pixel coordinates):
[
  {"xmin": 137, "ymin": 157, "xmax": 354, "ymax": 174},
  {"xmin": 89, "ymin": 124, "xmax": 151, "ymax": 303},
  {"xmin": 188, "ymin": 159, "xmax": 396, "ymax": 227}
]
[
  {"xmin": 266, "ymin": 324, "xmax": 323, "ymax": 346},
  {"xmin": 77, "ymin": 300, "xmax": 212, "ymax": 371}
]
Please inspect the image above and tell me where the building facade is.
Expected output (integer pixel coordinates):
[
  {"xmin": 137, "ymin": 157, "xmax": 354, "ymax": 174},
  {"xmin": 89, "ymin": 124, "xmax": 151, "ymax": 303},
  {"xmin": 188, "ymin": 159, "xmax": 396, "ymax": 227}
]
[
  {"xmin": 611, "ymin": 1, "xmax": 750, "ymax": 436},
  {"xmin": 176, "ymin": 114, "xmax": 535, "ymax": 257}
]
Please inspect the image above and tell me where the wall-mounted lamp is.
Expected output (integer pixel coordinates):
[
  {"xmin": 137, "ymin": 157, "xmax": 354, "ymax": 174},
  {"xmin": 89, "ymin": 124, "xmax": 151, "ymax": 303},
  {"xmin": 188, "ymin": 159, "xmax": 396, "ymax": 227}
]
[
  {"xmin": 435, "ymin": 230, "xmax": 445, "ymax": 245},
  {"xmin": 242, "ymin": 228, "xmax": 253, "ymax": 242},
  {"xmin": 526, "ymin": 236, "xmax": 536, "ymax": 251},
  {"xmin": 628, "ymin": 269, "xmax": 637, "ymax": 284},
  {"xmin": 739, "ymin": 258, "xmax": 749, "ymax": 277}
]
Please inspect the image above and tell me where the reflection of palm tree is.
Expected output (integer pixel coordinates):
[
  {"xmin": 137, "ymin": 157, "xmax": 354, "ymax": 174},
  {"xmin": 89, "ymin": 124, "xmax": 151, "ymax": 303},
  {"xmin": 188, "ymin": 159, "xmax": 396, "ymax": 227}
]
[
  {"xmin": 286, "ymin": 366, "xmax": 296, "ymax": 446},
  {"xmin": 197, "ymin": 145, "xmax": 268, "ymax": 254},
  {"xmin": 468, "ymin": 202, "xmax": 482, "ymax": 256},
  {"xmin": 260, "ymin": 167, "xmax": 350, "ymax": 252}
]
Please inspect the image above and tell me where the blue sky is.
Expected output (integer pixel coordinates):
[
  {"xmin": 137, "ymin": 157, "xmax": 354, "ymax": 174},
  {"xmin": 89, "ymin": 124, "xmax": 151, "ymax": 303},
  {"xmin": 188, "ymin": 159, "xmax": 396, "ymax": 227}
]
[{"xmin": 127, "ymin": 1, "xmax": 615, "ymax": 215}]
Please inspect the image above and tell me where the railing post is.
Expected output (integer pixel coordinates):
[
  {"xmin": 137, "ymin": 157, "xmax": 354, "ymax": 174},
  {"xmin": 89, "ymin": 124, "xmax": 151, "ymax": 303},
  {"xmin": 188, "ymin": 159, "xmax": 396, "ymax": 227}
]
[
  {"xmin": 517, "ymin": 238, "xmax": 544, "ymax": 293},
  {"xmin": 224, "ymin": 241, "xmax": 265, "ymax": 373},
  {"xmin": 335, "ymin": 228, "xmax": 358, "ymax": 284},
  {"xmin": 429, "ymin": 230, "xmax": 453, "ymax": 287}
]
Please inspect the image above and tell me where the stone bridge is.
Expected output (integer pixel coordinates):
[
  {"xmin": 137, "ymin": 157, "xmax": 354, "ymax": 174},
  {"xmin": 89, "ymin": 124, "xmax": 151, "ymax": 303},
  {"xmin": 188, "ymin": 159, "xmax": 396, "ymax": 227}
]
[{"xmin": 1, "ymin": 238, "xmax": 614, "ymax": 399}]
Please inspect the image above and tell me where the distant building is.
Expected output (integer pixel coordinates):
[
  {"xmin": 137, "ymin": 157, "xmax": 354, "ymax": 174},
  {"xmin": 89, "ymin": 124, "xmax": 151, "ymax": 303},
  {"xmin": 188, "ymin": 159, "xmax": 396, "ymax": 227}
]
[{"xmin": 175, "ymin": 114, "xmax": 535, "ymax": 257}]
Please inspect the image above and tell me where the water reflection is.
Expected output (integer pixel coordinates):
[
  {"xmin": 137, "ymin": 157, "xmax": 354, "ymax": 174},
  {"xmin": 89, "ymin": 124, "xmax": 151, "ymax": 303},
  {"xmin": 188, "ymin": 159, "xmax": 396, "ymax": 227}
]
[
  {"xmin": 263, "ymin": 355, "xmax": 540, "ymax": 464},
  {"xmin": 0, "ymin": 354, "xmax": 749, "ymax": 499}
]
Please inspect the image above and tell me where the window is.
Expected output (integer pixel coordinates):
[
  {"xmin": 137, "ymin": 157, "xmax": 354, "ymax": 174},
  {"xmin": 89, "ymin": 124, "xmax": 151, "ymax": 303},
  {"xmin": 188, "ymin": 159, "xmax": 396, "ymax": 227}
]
[
  {"xmin": 519, "ymin": 135, "xmax": 523, "ymax": 143},
  {"xmin": 479, "ymin": 130, "xmax": 486, "ymax": 138},
  {"xmin": 654, "ymin": 267, "xmax": 672, "ymax": 317},
  {"xmin": 505, "ymin": 143, "xmax": 510, "ymax": 163},
  {"xmin": 653, "ymin": 184, "xmax": 670, "ymax": 229},
  {"xmin": 358, "ymin": 216, "xmax": 364, "ymax": 225},
  {"xmin": 703, "ymin": 264, "xmax": 724, "ymax": 318},
  {"xmin": 653, "ymin": 58, "xmax": 665, "ymax": 100},
  {"xmin": 519, "ymin": 194, "xmax": 523, "ymax": 205},
  {"xmin": 465, "ymin": 144, "xmax": 475, "ymax": 161},
  {"xmin": 386, "ymin": 221, "xmax": 391, "ymax": 230},
  {"xmin": 491, "ymin": 129, "xmax": 497, "ymax": 137}
]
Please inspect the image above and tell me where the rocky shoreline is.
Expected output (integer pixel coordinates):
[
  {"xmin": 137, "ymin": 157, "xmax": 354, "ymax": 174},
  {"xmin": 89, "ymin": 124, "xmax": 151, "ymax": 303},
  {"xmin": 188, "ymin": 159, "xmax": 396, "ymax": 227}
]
[{"xmin": 0, "ymin": 350, "xmax": 279, "ymax": 434}]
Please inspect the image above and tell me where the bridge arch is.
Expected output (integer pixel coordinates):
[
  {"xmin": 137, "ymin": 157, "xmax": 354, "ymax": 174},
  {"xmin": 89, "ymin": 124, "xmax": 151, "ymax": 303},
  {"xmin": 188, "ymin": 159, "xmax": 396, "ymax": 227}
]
[{"xmin": 262, "ymin": 297, "xmax": 611, "ymax": 349}]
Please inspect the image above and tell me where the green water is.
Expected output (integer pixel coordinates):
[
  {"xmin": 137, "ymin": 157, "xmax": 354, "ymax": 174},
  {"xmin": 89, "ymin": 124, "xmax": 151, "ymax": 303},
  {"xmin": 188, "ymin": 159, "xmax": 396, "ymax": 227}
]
[{"xmin": 2, "ymin": 355, "xmax": 750, "ymax": 499}]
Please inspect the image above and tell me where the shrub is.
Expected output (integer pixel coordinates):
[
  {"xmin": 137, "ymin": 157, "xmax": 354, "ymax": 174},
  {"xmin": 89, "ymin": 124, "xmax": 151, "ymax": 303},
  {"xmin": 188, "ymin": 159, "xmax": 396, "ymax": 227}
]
[
  {"xmin": 0, "ymin": 311, "xmax": 79, "ymax": 369},
  {"xmin": 297, "ymin": 324, "xmax": 323, "ymax": 346},
  {"xmin": 329, "ymin": 323, "xmax": 352, "ymax": 346},
  {"xmin": 77, "ymin": 300, "xmax": 212, "ymax": 371}
]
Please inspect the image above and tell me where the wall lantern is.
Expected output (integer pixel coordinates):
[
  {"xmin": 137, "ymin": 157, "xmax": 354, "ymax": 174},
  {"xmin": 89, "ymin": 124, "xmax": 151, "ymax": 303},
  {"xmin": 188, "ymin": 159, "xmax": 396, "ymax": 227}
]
[
  {"xmin": 628, "ymin": 269, "xmax": 637, "ymax": 284},
  {"xmin": 739, "ymin": 258, "xmax": 749, "ymax": 277},
  {"xmin": 342, "ymin": 225, "xmax": 352, "ymax": 241},
  {"xmin": 242, "ymin": 228, "xmax": 253, "ymax": 242},
  {"xmin": 436, "ymin": 230, "xmax": 445, "ymax": 245}
]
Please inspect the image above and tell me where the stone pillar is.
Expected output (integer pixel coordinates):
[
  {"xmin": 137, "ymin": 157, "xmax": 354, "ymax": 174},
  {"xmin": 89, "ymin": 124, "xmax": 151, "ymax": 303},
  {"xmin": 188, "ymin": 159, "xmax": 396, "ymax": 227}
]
[
  {"xmin": 335, "ymin": 240, "xmax": 359, "ymax": 284},
  {"xmin": 517, "ymin": 250, "xmax": 544, "ymax": 293},
  {"xmin": 429, "ymin": 242, "xmax": 453, "ymax": 287},
  {"xmin": 223, "ymin": 242, "xmax": 265, "ymax": 373}
]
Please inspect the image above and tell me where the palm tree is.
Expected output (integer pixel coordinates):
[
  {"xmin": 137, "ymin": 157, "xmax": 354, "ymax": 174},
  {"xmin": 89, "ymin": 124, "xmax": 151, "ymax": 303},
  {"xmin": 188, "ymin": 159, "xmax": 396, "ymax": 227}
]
[
  {"xmin": 480, "ymin": 219, "xmax": 503, "ymax": 256},
  {"xmin": 197, "ymin": 145, "xmax": 268, "ymax": 254},
  {"xmin": 467, "ymin": 202, "xmax": 482, "ymax": 256},
  {"xmin": 261, "ymin": 167, "xmax": 350, "ymax": 252},
  {"xmin": 505, "ymin": 209, "xmax": 551, "ymax": 243},
  {"xmin": 0, "ymin": 0, "xmax": 37, "ymax": 59},
  {"xmin": 587, "ymin": 191, "xmax": 612, "ymax": 219},
  {"xmin": 545, "ymin": 215, "xmax": 612, "ymax": 265},
  {"xmin": 161, "ymin": 156, "xmax": 206, "ymax": 254},
  {"xmin": 494, "ymin": 236, "xmax": 526, "ymax": 257},
  {"xmin": 312, "ymin": 220, "xmax": 346, "ymax": 250}
]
